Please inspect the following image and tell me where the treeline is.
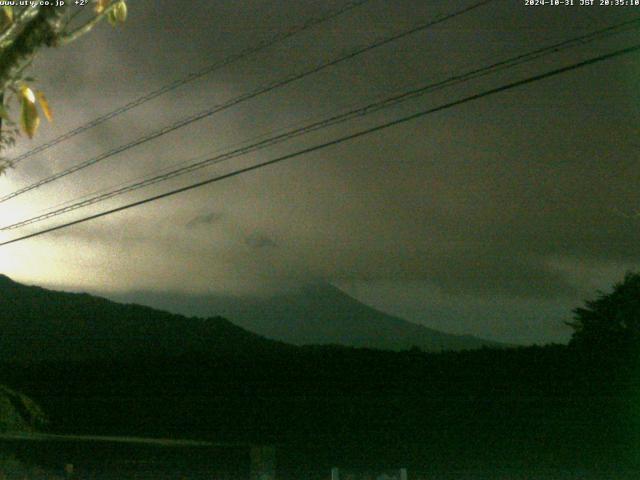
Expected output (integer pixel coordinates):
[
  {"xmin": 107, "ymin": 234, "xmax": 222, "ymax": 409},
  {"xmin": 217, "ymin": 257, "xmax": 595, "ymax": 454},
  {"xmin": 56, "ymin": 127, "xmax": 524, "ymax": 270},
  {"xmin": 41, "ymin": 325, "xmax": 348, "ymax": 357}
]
[{"xmin": 1, "ymin": 342, "xmax": 637, "ymax": 471}]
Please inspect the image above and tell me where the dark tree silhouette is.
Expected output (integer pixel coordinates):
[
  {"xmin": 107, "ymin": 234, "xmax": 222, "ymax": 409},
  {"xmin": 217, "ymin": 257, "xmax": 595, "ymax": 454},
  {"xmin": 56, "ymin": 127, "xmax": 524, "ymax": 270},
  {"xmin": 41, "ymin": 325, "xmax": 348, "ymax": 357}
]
[{"xmin": 568, "ymin": 272, "xmax": 640, "ymax": 352}]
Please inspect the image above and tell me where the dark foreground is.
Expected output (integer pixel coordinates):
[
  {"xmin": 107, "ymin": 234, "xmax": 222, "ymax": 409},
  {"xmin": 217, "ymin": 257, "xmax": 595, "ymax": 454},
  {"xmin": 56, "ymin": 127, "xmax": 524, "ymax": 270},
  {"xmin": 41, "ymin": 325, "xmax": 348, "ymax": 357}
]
[
  {"xmin": 1, "ymin": 343, "xmax": 639, "ymax": 479},
  {"xmin": 1, "ymin": 434, "xmax": 638, "ymax": 480}
]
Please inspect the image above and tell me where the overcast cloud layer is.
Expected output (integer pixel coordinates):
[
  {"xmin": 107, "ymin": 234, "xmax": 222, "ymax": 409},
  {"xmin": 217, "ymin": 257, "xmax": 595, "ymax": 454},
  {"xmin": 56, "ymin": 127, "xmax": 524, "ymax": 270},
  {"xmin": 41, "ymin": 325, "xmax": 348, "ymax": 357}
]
[{"xmin": 0, "ymin": 0, "xmax": 638, "ymax": 344}]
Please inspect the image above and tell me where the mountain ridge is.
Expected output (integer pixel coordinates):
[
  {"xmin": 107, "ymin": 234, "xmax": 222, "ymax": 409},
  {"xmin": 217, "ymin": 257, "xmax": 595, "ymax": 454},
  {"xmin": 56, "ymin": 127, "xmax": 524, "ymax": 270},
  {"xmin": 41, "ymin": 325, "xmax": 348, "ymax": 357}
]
[
  {"xmin": 0, "ymin": 274, "xmax": 291, "ymax": 363},
  {"xmin": 105, "ymin": 281, "xmax": 506, "ymax": 351},
  {"xmin": 0, "ymin": 274, "xmax": 505, "ymax": 361}
]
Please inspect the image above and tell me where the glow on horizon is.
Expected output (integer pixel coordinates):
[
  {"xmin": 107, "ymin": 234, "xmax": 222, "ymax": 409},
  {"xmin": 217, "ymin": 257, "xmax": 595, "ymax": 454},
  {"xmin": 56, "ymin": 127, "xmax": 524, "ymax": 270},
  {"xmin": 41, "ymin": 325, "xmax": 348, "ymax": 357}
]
[{"xmin": 0, "ymin": 223, "xmax": 109, "ymax": 290}]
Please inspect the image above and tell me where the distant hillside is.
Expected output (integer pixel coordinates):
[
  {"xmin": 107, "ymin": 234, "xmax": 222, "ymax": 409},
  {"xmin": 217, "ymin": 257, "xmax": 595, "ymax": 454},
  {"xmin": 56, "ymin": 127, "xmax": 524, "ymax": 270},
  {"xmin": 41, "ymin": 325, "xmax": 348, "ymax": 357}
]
[
  {"xmin": 0, "ymin": 274, "xmax": 290, "ymax": 363},
  {"xmin": 108, "ymin": 282, "xmax": 505, "ymax": 351}
]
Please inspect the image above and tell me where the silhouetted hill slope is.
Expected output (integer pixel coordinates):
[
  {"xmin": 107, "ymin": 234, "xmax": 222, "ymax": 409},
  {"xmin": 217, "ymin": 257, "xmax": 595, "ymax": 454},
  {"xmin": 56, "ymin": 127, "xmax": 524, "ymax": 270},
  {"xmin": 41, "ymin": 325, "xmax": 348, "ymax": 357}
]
[
  {"xmin": 0, "ymin": 275, "xmax": 637, "ymax": 472},
  {"xmin": 108, "ymin": 283, "xmax": 505, "ymax": 351},
  {"xmin": 0, "ymin": 274, "xmax": 291, "ymax": 363}
]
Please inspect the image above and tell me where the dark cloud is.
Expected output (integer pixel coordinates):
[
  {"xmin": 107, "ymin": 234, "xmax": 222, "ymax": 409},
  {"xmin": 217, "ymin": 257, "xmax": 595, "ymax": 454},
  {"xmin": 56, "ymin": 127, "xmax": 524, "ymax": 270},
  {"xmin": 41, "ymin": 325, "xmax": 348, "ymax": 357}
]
[
  {"xmin": 245, "ymin": 232, "xmax": 277, "ymax": 249},
  {"xmin": 0, "ymin": 0, "xmax": 637, "ymax": 343},
  {"xmin": 185, "ymin": 212, "xmax": 224, "ymax": 229}
]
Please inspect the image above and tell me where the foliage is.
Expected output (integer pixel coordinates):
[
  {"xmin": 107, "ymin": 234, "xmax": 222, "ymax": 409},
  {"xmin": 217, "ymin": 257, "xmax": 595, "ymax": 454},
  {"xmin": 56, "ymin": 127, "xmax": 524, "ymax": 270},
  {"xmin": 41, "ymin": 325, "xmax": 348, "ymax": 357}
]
[
  {"xmin": 0, "ymin": 384, "xmax": 47, "ymax": 433},
  {"xmin": 0, "ymin": 453, "xmax": 23, "ymax": 479},
  {"xmin": 0, "ymin": 1, "xmax": 128, "ymax": 175},
  {"xmin": 0, "ymin": 452, "xmax": 65, "ymax": 480},
  {"xmin": 568, "ymin": 271, "xmax": 640, "ymax": 352}
]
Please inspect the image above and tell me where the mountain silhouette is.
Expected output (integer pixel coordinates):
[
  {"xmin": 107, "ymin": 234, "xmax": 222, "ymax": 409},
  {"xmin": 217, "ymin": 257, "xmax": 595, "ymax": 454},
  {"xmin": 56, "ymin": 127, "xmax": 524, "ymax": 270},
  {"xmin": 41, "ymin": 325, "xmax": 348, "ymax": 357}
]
[
  {"xmin": 107, "ymin": 282, "xmax": 504, "ymax": 351},
  {"xmin": 0, "ymin": 275, "xmax": 634, "ymax": 475},
  {"xmin": 0, "ymin": 274, "xmax": 290, "ymax": 363},
  {"xmin": 0, "ymin": 274, "xmax": 502, "ymax": 364}
]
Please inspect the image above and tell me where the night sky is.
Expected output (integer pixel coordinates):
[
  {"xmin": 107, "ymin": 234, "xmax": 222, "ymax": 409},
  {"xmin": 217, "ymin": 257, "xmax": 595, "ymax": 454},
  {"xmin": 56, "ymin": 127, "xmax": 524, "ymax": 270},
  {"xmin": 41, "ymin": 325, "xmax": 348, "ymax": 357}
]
[{"xmin": 0, "ymin": 0, "xmax": 638, "ymax": 344}]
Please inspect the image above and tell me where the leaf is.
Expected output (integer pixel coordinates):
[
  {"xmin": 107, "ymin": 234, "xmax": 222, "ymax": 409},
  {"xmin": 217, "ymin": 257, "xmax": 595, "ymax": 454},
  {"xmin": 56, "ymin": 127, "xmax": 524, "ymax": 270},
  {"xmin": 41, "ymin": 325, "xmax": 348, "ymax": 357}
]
[
  {"xmin": 36, "ymin": 91, "xmax": 53, "ymax": 122},
  {"xmin": 95, "ymin": 0, "xmax": 109, "ymax": 14},
  {"xmin": 114, "ymin": 1, "xmax": 127, "ymax": 23},
  {"xmin": 19, "ymin": 85, "xmax": 36, "ymax": 104},
  {"xmin": 107, "ymin": 9, "xmax": 118, "ymax": 26},
  {"xmin": 20, "ymin": 99, "xmax": 39, "ymax": 139},
  {"xmin": 2, "ymin": 6, "xmax": 13, "ymax": 24},
  {"xmin": 19, "ymin": 87, "xmax": 39, "ymax": 139}
]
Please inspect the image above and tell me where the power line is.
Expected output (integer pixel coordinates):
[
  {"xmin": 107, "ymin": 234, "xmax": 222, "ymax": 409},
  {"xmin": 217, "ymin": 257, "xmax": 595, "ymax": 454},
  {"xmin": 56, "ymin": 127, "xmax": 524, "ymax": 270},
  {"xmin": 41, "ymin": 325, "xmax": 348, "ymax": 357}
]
[
  {"xmin": 8, "ymin": 0, "xmax": 373, "ymax": 166},
  {"xmin": 25, "ymin": 108, "xmax": 354, "ymax": 217},
  {"xmin": 2, "ymin": 42, "xmax": 637, "ymax": 247},
  {"xmin": 0, "ymin": 0, "xmax": 495, "ymax": 204},
  {"xmin": 3, "ymin": 17, "xmax": 638, "ymax": 231}
]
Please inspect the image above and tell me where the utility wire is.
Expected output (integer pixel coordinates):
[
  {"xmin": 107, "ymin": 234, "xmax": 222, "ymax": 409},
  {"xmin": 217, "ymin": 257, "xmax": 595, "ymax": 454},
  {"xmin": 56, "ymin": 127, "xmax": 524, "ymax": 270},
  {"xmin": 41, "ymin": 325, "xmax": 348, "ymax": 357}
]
[
  {"xmin": 0, "ymin": 0, "xmax": 495, "ymax": 204},
  {"xmin": 3, "ymin": 17, "xmax": 638, "ymax": 231},
  {"xmin": 7, "ymin": 0, "xmax": 372, "ymax": 165},
  {"xmin": 26, "ymin": 99, "xmax": 379, "ymax": 217},
  {"xmin": 2, "ymin": 42, "xmax": 638, "ymax": 247}
]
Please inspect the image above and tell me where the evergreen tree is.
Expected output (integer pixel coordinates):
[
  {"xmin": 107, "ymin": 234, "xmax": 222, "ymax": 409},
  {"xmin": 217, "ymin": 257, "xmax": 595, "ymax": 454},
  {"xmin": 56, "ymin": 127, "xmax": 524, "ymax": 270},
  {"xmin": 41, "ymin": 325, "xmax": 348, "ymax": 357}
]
[{"xmin": 568, "ymin": 272, "xmax": 640, "ymax": 352}]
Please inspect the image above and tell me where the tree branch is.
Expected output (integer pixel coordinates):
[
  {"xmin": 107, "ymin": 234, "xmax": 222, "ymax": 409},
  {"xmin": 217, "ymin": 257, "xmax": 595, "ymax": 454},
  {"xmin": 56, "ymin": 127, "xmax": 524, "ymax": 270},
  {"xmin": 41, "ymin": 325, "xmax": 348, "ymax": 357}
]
[
  {"xmin": 0, "ymin": 6, "xmax": 68, "ymax": 91},
  {"xmin": 57, "ymin": 1, "xmax": 119, "ymax": 46},
  {"xmin": 0, "ymin": 6, "xmax": 41, "ymax": 48}
]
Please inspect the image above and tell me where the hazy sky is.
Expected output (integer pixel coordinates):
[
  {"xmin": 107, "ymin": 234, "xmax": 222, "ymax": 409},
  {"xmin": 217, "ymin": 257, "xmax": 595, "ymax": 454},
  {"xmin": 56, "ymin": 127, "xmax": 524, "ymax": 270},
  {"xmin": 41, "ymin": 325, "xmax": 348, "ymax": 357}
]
[{"xmin": 0, "ymin": 0, "xmax": 638, "ymax": 344}]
